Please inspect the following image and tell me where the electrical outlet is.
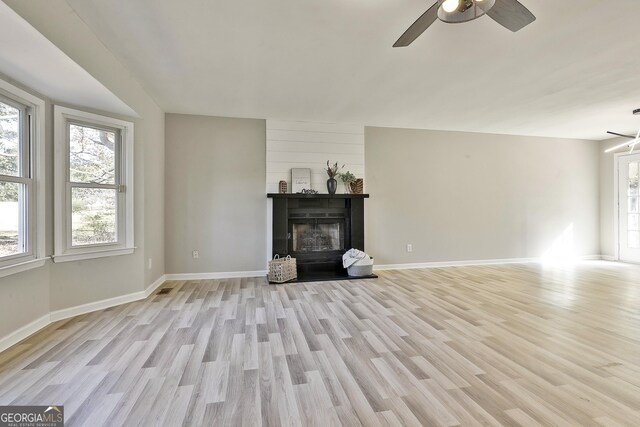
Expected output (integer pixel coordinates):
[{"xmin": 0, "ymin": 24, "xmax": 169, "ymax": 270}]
[
  {"xmin": 148, "ymin": 258, "xmax": 152, "ymax": 270},
  {"xmin": 407, "ymin": 244, "xmax": 413, "ymax": 253},
  {"xmin": 192, "ymin": 250, "xmax": 199, "ymax": 259}
]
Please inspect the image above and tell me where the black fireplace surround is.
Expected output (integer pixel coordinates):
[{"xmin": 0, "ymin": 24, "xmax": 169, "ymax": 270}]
[{"xmin": 267, "ymin": 193, "xmax": 373, "ymax": 282}]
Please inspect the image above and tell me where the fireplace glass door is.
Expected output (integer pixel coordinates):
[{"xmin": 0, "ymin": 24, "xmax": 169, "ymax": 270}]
[{"xmin": 291, "ymin": 219, "xmax": 345, "ymax": 254}]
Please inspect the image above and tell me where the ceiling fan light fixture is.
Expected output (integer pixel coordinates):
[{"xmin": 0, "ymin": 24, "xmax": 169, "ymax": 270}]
[
  {"xmin": 442, "ymin": 0, "xmax": 460, "ymax": 13},
  {"xmin": 437, "ymin": 0, "xmax": 496, "ymax": 24}
]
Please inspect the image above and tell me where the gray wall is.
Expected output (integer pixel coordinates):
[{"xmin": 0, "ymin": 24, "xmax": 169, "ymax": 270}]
[
  {"xmin": 1, "ymin": 0, "xmax": 165, "ymax": 340},
  {"xmin": 0, "ymin": 263, "xmax": 50, "ymax": 342},
  {"xmin": 365, "ymin": 127, "xmax": 601, "ymax": 265},
  {"xmin": 165, "ymin": 114, "xmax": 266, "ymax": 274}
]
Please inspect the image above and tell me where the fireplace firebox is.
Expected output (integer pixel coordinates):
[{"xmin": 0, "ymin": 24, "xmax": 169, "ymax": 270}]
[
  {"xmin": 291, "ymin": 221, "xmax": 344, "ymax": 253},
  {"xmin": 267, "ymin": 193, "xmax": 374, "ymax": 282}
]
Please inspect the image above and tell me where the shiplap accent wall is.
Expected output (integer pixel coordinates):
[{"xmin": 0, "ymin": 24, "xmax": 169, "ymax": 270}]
[
  {"xmin": 265, "ymin": 120, "xmax": 365, "ymax": 261},
  {"xmin": 266, "ymin": 120, "xmax": 365, "ymax": 193}
]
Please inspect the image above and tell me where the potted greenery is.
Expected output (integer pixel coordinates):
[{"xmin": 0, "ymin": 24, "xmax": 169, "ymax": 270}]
[
  {"xmin": 325, "ymin": 161, "xmax": 344, "ymax": 195},
  {"xmin": 339, "ymin": 171, "xmax": 356, "ymax": 193}
]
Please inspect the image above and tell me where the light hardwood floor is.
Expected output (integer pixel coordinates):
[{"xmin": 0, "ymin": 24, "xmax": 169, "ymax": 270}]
[{"xmin": 1, "ymin": 262, "xmax": 640, "ymax": 426}]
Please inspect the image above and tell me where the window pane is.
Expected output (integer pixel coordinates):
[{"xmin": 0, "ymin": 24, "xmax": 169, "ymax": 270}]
[
  {"xmin": 629, "ymin": 214, "xmax": 639, "ymax": 231},
  {"xmin": 629, "ymin": 231, "xmax": 640, "ymax": 249},
  {"xmin": 0, "ymin": 181, "xmax": 25, "ymax": 257},
  {"xmin": 629, "ymin": 162, "xmax": 640, "ymax": 196},
  {"xmin": 0, "ymin": 101, "xmax": 20, "ymax": 177},
  {"xmin": 69, "ymin": 124, "xmax": 116, "ymax": 184},
  {"xmin": 630, "ymin": 162, "xmax": 639, "ymax": 182},
  {"xmin": 71, "ymin": 187, "xmax": 117, "ymax": 246},
  {"xmin": 629, "ymin": 197, "xmax": 639, "ymax": 214}
]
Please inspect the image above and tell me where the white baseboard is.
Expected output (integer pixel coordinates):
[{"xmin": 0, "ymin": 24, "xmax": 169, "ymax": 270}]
[
  {"xmin": 601, "ymin": 255, "xmax": 617, "ymax": 261},
  {"xmin": 1, "ymin": 274, "xmax": 168, "ymax": 353},
  {"xmin": 50, "ymin": 291, "xmax": 144, "ymax": 322},
  {"xmin": 165, "ymin": 270, "xmax": 267, "ymax": 281},
  {"xmin": 373, "ymin": 255, "xmax": 604, "ymax": 271},
  {"xmin": 0, "ymin": 314, "xmax": 50, "ymax": 353},
  {"xmin": 50, "ymin": 274, "xmax": 167, "ymax": 322},
  {"xmin": 41, "ymin": 273, "xmax": 268, "ymax": 330},
  {"xmin": 374, "ymin": 258, "xmax": 538, "ymax": 271},
  {"xmin": 581, "ymin": 255, "xmax": 607, "ymax": 261},
  {"xmin": 144, "ymin": 274, "xmax": 167, "ymax": 297}
]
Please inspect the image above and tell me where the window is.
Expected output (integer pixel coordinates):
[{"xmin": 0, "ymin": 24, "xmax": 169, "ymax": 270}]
[
  {"xmin": 54, "ymin": 106, "xmax": 134, "ymax": 262},
  {"xmin": 0, "ymin": 79, "xmax": 45, "ymax": 277}
]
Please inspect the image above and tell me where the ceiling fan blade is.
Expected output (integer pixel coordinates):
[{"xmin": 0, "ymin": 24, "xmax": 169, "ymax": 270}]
[
  {"xmin": 487, "ymin": 0, "xmax": 536, "ymax": 32},
  {"xmin": 393, "ymin": 2, "xmax": 439, "ymax": 48},
  {"xmin": 607, "ymin": 131, "xmax": 637, "ymax": 139}
]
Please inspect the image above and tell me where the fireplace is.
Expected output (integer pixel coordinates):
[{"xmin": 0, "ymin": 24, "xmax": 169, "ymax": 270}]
[{"xmin": 267, "ymin": 193, "xmax": 373, "ymax": 282}]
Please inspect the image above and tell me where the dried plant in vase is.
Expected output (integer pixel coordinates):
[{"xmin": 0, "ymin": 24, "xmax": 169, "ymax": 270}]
[
  {"xmin": 339, "ymin": 171, "xmax": 356, "ymax": 193},
  {"xmin": 325, "ymin": 161, "xmax": 344, "ymax": 179},
  {"xmin": 325, "ymin": 161, "xmax": 344, "ymax": 195}
]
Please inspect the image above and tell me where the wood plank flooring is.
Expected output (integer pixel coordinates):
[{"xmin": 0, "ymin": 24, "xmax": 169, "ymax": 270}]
[{"xmin": 1, "ymin": 261, "xmax": 640, "ymax": 426}]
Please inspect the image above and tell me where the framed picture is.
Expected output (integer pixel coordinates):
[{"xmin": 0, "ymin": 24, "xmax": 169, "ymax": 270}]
[{"xmin": 291, "ymin": 168, "xmax": 311, "ymax": 193}]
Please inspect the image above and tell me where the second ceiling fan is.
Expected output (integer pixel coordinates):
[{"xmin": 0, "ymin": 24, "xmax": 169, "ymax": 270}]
[{"xmin": 394, "ymin": 0, "xmax": 536, "ymax": 47}]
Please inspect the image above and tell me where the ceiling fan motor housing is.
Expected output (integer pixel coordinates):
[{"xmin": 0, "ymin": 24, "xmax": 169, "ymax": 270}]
[
  {"xmin": 437, "ymin": 0, "xmax": 496, "ymax": 24},
  {"xmin": 459, "ymin": 0, "xmax": 475, "ymax": 13}
]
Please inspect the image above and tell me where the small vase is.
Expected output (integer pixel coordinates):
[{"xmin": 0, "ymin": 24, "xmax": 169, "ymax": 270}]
[
  {"xmin": 327, "ymin": 178, "xmax": 337, "ymax": 195},
  {"xmin": 344, "ymin": 182, "xmax": 352, "ymax": 194}
]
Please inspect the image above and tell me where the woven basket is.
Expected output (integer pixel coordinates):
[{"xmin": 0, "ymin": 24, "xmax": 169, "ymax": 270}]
[
  {"xmin": 268, "ymin": 254, "xmax": 297, "ymax": 283},
  {"xmin": 350, "ymin": 179, "xmax": 364, "ymax": 194}
]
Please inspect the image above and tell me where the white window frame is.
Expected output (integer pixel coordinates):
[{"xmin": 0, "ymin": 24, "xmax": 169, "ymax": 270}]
[
  {"xmin": 0, "ymin": 79, "xmax": 46, "ymax": 278},
  {"xmin": 53, "ymin": 106, "xmax": 134, "ymax": 262}
]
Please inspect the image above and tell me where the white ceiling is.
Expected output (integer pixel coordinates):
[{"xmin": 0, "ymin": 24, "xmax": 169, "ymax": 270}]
[
  {"xmin": 0, "ymin": 2, "xmax": 136, "ymax": 118},
  {"xmin": 64, "ymin": 0, "xmax": 640, "ymax": 140}
]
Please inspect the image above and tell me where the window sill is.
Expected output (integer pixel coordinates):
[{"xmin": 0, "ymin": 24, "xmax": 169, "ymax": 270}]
[
  {"xmin": 0, "ymin": 258, "xmax": 47, "ymax": 279},
  {"xmin": 52, "ymin": 247, "xmax": 135, "ymax": 263}
]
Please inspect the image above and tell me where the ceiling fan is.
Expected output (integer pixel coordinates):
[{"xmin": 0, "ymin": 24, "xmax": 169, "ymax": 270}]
[
  {"xmin": 393, "ymin": 0, "xmax": 536, "ymax": 47},
  {"xmin": 605, "ymin": 109, "xmax": 640, "ymax": 153}
]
